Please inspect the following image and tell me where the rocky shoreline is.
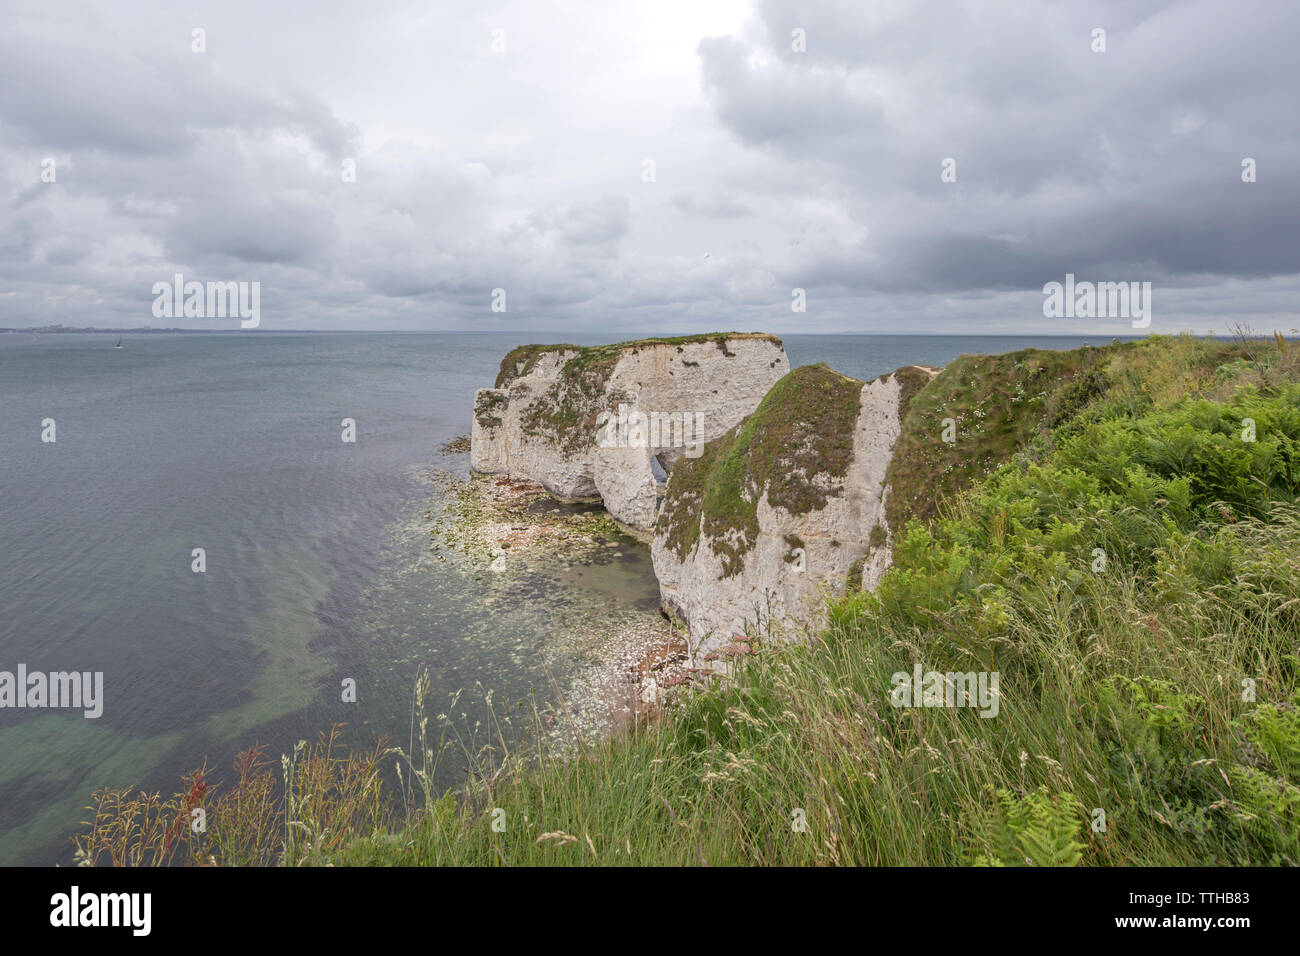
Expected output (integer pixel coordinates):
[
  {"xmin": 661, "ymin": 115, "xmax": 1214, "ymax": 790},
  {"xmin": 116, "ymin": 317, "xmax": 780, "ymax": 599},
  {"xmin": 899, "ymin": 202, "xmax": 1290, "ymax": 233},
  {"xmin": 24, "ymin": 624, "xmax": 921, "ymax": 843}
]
[{"xmin": 427, "ymin": 444, "xmax": 700, "ymax": 743}]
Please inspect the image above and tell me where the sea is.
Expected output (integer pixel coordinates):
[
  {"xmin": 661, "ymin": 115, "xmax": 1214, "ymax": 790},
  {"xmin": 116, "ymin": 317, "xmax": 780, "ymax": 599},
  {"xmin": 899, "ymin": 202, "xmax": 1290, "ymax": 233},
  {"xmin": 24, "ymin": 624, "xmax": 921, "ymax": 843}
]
[{"xmin": 0, "ymin": 331, "xmax": 1123, "ymax": 864}]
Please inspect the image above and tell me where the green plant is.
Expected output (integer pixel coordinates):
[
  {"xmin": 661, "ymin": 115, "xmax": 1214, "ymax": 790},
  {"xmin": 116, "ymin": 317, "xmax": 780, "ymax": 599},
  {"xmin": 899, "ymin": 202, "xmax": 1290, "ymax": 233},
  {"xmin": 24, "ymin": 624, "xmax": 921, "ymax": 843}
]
[{"xmin": 970, "ymin": 788, "xmax": 1086, "ymax": 866}]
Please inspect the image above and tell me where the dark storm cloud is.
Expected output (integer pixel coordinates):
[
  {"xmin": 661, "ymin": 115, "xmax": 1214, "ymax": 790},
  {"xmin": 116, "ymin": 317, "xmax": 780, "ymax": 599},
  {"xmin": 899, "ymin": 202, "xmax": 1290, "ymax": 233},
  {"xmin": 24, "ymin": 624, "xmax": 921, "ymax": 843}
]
[
  {"xmin": 1, "ymin": 0, "xmax": 1297, "ymax": 332},
  {"xmin": 698, "ymin": 0, "xmax": 1300, "ymax": 300}
]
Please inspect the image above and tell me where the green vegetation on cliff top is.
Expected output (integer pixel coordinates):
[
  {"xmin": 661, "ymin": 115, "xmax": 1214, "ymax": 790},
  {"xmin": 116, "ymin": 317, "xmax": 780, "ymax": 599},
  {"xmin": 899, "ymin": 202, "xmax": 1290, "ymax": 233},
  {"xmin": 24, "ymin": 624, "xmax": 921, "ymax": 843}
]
[
  {"xmin": 886, "ymin": 336, "xmax": 1297, "ymax": 537},
  {"xmin": 886, "ymin": 343, "xmax": 1115, "ymax": 535},
  {"xmin": 492, "ymin": 332, "xmax": 783, "ymax": 389}
]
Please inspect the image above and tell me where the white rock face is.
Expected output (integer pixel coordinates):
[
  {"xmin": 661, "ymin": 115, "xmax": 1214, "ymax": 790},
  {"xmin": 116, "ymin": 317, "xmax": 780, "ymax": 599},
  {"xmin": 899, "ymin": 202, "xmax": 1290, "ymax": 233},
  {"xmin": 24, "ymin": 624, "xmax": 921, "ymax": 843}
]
[
  {"xmin": 471, "ymin": 335, "xmax": 789, "ymax": 531},
  {"xmin": 652, "ymin": 366, "xmax": 933, "ymax": 661}
]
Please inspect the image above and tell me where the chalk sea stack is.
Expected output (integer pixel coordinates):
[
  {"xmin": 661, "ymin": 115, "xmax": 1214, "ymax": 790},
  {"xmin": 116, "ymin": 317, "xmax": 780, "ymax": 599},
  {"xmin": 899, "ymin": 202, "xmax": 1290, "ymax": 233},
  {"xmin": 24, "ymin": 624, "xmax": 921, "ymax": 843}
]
[{"xmin": 471, "ymin": 333, "xmax": 789, "ymax": 531}]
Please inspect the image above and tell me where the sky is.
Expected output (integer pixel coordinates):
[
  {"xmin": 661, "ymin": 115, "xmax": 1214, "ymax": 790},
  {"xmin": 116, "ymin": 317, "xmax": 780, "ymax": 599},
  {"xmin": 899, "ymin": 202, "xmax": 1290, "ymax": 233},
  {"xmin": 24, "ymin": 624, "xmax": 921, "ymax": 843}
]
[{"xmin": 2, "ymin": 0, "xmax": 1298, "ymax": 335}]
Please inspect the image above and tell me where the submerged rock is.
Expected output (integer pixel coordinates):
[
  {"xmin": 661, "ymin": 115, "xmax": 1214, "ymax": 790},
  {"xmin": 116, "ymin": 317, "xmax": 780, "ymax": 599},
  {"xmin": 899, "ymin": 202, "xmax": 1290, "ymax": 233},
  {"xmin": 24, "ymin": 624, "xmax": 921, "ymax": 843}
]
[
  {"xmin": 651, "ymin": 362, "xmax": 938, "ymax": 660},
  {"xmin": 471, "ymin": 334, "xmax": 789, "ymax": 530}
]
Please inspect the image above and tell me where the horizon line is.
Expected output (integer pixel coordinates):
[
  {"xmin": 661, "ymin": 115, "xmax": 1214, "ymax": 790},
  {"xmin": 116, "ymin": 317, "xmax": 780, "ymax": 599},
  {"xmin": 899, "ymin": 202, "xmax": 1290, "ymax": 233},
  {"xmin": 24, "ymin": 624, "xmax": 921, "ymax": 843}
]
[{"xmin": 4, "ymin": 327, "xmax": 1178, "ymax": 337}]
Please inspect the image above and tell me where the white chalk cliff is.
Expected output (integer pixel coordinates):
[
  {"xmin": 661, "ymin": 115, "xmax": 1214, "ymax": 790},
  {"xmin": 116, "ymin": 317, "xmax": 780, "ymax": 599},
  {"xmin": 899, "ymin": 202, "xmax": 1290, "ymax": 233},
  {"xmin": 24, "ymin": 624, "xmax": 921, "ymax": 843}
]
[
  {"xmin": 651, "ymin": 363, "xmax": 938, "ymax": 661},
  {"xmin": 471, "ymin": 334, "xmax": 789, "ymax": 531}
]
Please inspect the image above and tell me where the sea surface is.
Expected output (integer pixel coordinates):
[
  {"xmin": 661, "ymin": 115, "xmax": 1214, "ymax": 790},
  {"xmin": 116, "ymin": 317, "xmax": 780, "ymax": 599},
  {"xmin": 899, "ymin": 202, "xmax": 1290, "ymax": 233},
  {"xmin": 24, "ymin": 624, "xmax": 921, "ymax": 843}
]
[{"xmin": 0, "ymin": 331, "xmax": 1121, "ymax": 863}]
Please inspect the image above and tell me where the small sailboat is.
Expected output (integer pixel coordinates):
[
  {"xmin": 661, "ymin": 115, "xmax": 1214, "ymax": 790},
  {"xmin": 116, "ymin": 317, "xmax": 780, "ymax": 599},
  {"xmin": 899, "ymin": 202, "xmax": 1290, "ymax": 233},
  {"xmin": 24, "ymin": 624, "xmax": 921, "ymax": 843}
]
[{"xmin": 113, "ymin": 335, "xmax": 123, "ymax": 349}]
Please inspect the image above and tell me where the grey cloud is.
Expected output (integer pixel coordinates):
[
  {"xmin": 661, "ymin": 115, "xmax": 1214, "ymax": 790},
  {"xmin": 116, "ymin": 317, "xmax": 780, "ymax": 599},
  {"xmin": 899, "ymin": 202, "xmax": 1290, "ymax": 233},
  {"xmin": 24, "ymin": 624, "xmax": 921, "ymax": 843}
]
[
  {"xmin": 697, "ymin": 0, "xmax": 1300, "ymax": 298},
  {"xmin": 520, "ymin": 196, "xmax": 631, "ymax": 247},
  {"xmin": 1, "ymin": 0, "xmax": 1297, "ymax": 333},
  {"xmin": 165, "ymin": 195, "xmax": 339, "ymax": 266},
  {"xmin": 672, "ymin": 191, "xmax": 752, "ymax": 219},
  {"xmin": 0, "ymin": 18, "xmax": 355, "ymax": 160}
]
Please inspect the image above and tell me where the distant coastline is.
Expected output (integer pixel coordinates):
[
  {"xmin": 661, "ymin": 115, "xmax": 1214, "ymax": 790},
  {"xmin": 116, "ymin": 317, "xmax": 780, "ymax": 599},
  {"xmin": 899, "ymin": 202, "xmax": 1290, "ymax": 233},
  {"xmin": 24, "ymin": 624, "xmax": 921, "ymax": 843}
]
[{"xmin": 3, "ymin": 325, "xmax": 1200, "ymax": 338}]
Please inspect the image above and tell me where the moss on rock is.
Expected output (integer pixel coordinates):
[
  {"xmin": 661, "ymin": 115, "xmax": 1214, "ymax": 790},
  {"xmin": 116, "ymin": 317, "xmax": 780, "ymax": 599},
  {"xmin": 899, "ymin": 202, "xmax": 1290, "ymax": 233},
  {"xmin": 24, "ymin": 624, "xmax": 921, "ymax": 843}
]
[
  {"xmin": 657, "ymin": 363, "xmax": 863, "ymax": 577},
  {"xmin": 474, "ymin": 390, "xmax": 508, "ymax": 430}
]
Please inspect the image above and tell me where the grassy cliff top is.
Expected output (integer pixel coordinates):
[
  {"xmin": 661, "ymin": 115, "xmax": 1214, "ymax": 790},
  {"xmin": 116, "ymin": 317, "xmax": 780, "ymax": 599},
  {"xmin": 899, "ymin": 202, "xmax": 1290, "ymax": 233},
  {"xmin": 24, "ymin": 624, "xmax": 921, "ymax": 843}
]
[
  {"xmin": 884, "ymin": 335, "xmax": 1289, "ymax": 534},
  {"xmin": 885, "ymin": 343, "xmax": 1121, "ymax": 534},
  {"xmin": 494, "ymin": 332, "xmax": 784, "ymax": 390}
]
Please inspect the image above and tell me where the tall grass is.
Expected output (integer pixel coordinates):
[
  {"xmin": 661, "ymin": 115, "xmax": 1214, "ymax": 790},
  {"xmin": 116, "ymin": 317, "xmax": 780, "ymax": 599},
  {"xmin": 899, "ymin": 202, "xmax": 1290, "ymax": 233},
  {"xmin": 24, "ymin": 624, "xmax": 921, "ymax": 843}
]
[
  {"xmin": 74, "ymin": 729, "xmax": 390, "ymax": 867},
  {"xmin": 322, "ymin": 515, "xmax": 1297, "ymax": 865}
]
